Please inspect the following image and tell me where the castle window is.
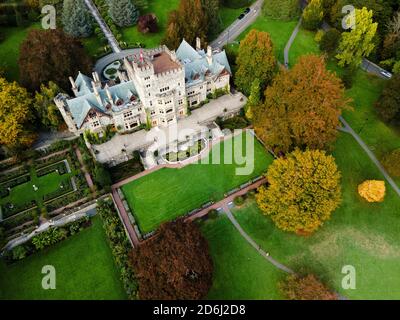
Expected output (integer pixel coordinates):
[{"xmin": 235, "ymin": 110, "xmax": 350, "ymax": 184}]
[
  {"xmin": 178, "ymin": 99, "xmax": 183, "ymax": 105},
  {"xmin": 166, "ymin": 108, "xmax": 173, "ymax": 114},
  {"xmin": 151, "ymin": 110, "xmax": 156, "ymax": 115},
  {"xmin": 124, "ymin": 111, "xmax": 133, "ymax": 118},
  {"xmin": 146, "ymin": 84, "xmax": 151, "ymax": 88},
  {"xmin": 92, "ymin": 121, "xmax": 100, "ymax": 127}
]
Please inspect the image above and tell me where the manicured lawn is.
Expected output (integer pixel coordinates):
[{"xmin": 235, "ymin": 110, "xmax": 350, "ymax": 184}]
[
  {"xmin": 0, "ymin": 23, "xmax": 40, "ymax": 82},
  {"xmin": 122, "ymin": 132, "xmax": 274, "ymax": 233},
  {"xmin": 82, "ymin": 35, "xmax": 106, "ymax": 58},
  {"xmin": 232, "ymin": 133, "xmax": 400, "ymax": 299},
  {"xmin": 200, "ymin": 215, "xmax": 285, "ymax": 299},
  {"xmin": 288, "ymin": 27, "xmax": 320, "ymax": 65},
  {"xmin": 0, "ymin": 216, "xmax": 127, "ymax": 300},
  {"xmin": 120, "ymin": 0, "xmax": 179, "ymax": 48},
  {"xmin": 231, "ymin": 16, "xmax": 297, "ymax": 63}
]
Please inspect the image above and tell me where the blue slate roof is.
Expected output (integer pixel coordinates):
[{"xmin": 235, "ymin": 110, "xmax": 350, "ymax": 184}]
[
  {"xmin": 67, "ymin": 80, "xmax": 138, "ymax": 128},
  {"xmin": 75, "ymin": 72, "xmax": 94, "ymax": 97},
  {"xmin": 176, "ymin": 39, "xmax": 231, "ymax": 86}
]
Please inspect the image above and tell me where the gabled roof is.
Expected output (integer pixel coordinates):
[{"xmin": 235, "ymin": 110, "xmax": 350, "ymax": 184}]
[
  {"xmin": 75, "ymin": 72, "xmax": 93, "ymax": 97},
  {"xmin": 176, "ymin": 39, "xmax": 202, "ymax": 62},
  {"xmin": 67, "ymin": 79, "xmax": 139, "ymax": 129}
]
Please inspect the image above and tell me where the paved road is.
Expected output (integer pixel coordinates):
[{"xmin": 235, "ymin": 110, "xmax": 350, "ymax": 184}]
[
  {"xmin": 321, "ymin": 21, "xmax": 392, "ymax": 80},
  {"xmin": 210, "ymin": 0, "xmax": 264, "ymax": 49},
  {"xmin": 83, "ymin": 0, "xmax": 121, "ymax": 53},
  {"xmin": 94, "ymin": 48, "xmax": 141, "ymax": 77},
  {"xmin": 340, "ymin": 116, "xmax": 400, "ymax": 198}
]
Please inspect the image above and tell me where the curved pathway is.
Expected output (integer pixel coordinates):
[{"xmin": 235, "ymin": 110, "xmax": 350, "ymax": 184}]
[
  {"xmin": 223, "ymin": 204, "xmax": 294, "ymax": 274},
  {"xmin": 283, "ymin": 17, "xmax": 302, "ymax": 67},
  {"xmin": 340, "ymin": 116, "xmax": 400, "ymax": 197}
]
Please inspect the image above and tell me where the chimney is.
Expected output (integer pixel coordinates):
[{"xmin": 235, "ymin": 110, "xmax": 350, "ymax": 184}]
[
  {"xmin": 105, "ymin": 85, "xmax": 113, "ymax": 104},
  {"xmin": 69, "ymin": 76, "xmax": 78, "ymax": 97},
  {"xmin": 206, "ymin": 46, "xmax": 213, "ymax": 66},
  {"xmin": 196, "ymin": 37, "xmax": 201, "ymax": 51}
]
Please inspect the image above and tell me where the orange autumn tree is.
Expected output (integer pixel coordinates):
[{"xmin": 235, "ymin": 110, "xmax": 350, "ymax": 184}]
[
  {"xmin": 358, "ymin": 180, "xmax": 386, "ymax": 203},
  {"xmin": 254, "ymin": 54, "xmax": 351, "ymax": 154},
  {"xmin": 279, "ymin": 274, "xmax": 338, "ymax": 300},
  {"xmin": 256, "ymin": 149, "xmax": 341, "ymax": 234}
]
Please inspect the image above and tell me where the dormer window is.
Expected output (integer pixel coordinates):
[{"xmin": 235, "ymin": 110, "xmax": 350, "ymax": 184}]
[
  {"xmin": 106, "ymin": 104, "xmax": 112, "ymax": 111},
  {"xmin": 130, "ymin": 95, "xmax": 136, "ymax": 102},
  {"xmin": 116, "ymin": 99, "xmax": 123, "ymax": 106}
]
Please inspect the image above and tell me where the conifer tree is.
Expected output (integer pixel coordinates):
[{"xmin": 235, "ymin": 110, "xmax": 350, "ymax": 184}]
[
  {"xmin": 109, "ymin": 0, "xmax": 139, "ymax": 27},
  {"xmin": 62, "ymin": 0, "xmax": 93, "ymax": 38}
]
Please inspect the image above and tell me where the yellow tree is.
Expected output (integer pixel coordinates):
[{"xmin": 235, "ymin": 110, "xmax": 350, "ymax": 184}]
[
  {"xmin": 256, "ymin": 149, "xmax": 342, "ymax": 234},
  {"xmin": 0, "ymin": 77, "xmax": 35, "ymax": 148},
  {"xmin": 336, "ymin": 7, "xmax": 377, "ymax": 67}
]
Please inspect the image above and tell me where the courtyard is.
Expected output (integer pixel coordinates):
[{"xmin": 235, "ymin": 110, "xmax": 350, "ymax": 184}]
[{"xmin": 121, "ymin": 131, "xmax": 273, "ymax": 234}]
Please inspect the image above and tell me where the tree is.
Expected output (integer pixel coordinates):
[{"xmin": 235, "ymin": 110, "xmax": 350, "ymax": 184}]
[
  {"xmin": 33, "ymin": 82, "xmax": 63, "ymax": 129},
  {"xmin": 201, "ymin": 0, "xmax": 220, "ymax": 38},
  {"xmin": 19, "ymin": 29, "xmax": 92, "ymax": 92},
  {"xmin": 382, "ymin": 148, "xmax": 400, "ymax": 177},
  {"xmin": 253, "ymin": 55, "xmax": 350, "ymax": 153},
  {"xmin": 262, "ymin": 0, "xmax": 299, "ymax": 20},
  {"xmin": 62, "ymin": 0, "xmax": 93, "ymax": 38},
  {"xmin": 375, "ymin": 73, "xmax": 400, "ymax": 123},
  {"xmin": 302, "ymin": 0, "xmax": 324, "ymax": 30},
  {"xmin": 0, "ymin": 77, "xmax": 36, "ymax": 149},
  {"xmin": 137, "ymin": 14, "xmax": 158, "ymax": 33},
  {"xmin": 132, "ymin": 0, "xmax": 148, "ymax": 11},
  {"xmin": 235, "ymin": 30, "xmax": 276, "ymax": 96},
  {"xmin": 163, "ymin": 0, "xmax": 207, "ymax": 49},
  {"xmin": 131, "ymin": 219, "xmax": 213, "ymax": 299},
  {"xmin": 244, "ymin": 78, "xmax": 261, "ymax": 120},
  {"xmin": 319, "ymin": 28, "xmax": 341, "ymax": 56},
  {"xmin": 358, "ymin": 180, "xmax": 386, "ymax": 202},
  {"xmin": 256, "ymin": 149, "xmax": 342, "ymax": 234},
  {"xmin": 279, "ymin": 274, "xmax": 338, "ymax": 300},
  {"xmin": 93, "ymin": 163, "xmax": 112, "ymax": 189},
  {"xmin": 336, "ymin": 7, "xmax": 378, "ymax": 67},
  {"xmin": 108, "ymin": 0, "xmax": 139, "ymax": 27}
]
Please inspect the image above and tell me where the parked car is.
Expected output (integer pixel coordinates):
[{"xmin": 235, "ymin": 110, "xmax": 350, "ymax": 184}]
[
  {"xmin": 380, "ymin": 70, "xmax": 392, "ymax": 79},
  {"xmin": 244, "ymin": 7, "xmax": 251, "ymax": 14},
  {"xmin": 238, "ymin": 13, "xmax": 245, "ymax": 20}
]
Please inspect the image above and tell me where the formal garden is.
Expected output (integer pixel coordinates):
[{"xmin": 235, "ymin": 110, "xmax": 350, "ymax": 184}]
[
  {"xmin": 121, "ymin": 131, "xmax": 273, "ymax": 234},
  {"xmin": 0, "ymin": 139, "xmax": 92, "ymax": 243}
]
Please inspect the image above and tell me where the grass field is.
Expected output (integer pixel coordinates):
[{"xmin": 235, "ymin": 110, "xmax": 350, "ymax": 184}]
[
  {"xmin": 0, "ymin": 216, "xmax": 126, "ymax": 300},
  {"xmin": 122, "ymin": 132, "xmax": 274, "ymax": 233},
  {"xmin": 232, "ymin": 133, "xmax": 400, "ymax": 299},
  {"xmin": 0, "ymin": 23, "xmax": 40, "ymax": 82},
  {"xmin": 288, "ymin": 27, "xmax": 320, "ymax": 66},
  {"xmin": 229, "ymin": 15, "xmax": 297, "ymax": 63},
  {"xmin": 200, "ymin": 215, "xmax": 285, "ymax": 299},
  {"xmin": 120, "ymin": 0, "xmax": 179, "ymax": 49}
]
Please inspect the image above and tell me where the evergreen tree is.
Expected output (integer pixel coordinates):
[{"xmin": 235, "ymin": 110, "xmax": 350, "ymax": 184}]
[
  {"xmin": 132, "ymin": 0, "xmax": 148, "ymax": 11},
  {"xmin": 33, "ymin": 82, "xmax": 63, "ymax": 129},
  {"xmin": 201, "ymin": 0, "xmax": 220, "ymax": 38},
  {"xmin": 109, "ymin": 0, "xmax": 139, "ymax": 27},
  {"xmin": 62, "ymin": 0, "xmax": 93, "ymax": 38}
]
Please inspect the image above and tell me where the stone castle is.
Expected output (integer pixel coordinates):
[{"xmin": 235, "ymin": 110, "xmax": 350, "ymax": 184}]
[{"xmin": 54, "ymin": 38, "xmax": 231, "ymax": 136}]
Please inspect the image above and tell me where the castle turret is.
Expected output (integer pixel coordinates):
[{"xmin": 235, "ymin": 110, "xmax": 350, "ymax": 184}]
[
  {"xmin": 196, "ymin": 37, "xmax": 201, "ymax": 51},
  {"xmin": 54, "ymin": 93, "xmax": 77, "ymax": 134},
  {"xmin": 69, "ymin": 76, "xmax": 78, "ymax": 97}
]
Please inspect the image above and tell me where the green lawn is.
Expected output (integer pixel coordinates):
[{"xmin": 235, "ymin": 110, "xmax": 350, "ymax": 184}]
[
  {"xmin": 288, "ymin": 26, "xmax": 320, "ymax": 66},
  {"xmin": 229, "ymin": 15, "xmax": 297, "ymax": 63},
  {"xmin": 232, "ymin": 133, "xmax": 400, "ymax": 299},
  {"xmin": 0, "ymin": 23, "xmax": 40, "ymax": 82},
  {"xmin": 122, "ymin": 132, "xmax": 274, "ymax": 233},
  {"xmin": 0, "ymin": 216, "xmax": 127, "ymax": 300},
  {"xmin": 200, "ymin": 215, "xmax": 285, "ymax": 299},
  {"xmin": 120, "ymin": 0, "xmax": 179, "ymax": 49}
]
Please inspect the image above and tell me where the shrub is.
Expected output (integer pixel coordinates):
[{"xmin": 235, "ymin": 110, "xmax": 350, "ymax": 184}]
[
  {"xmin": 12, "ymin": 245, "xmax": 28, "ymax": 260},
  {"xmin": 234, "ymin": 196, "xmax": 245, "ymax": 206},
  {"xmin": 319, "ymin": 28, "xmax": 341, "ymax": 56},
  {"xmin": 137, "ymin": 13, "xmax": 158, "ymax": 33},
  {"xmin": 382, "ymin": 149, "xmax": 400, "ymax": 177},
  {"xmin": 32, "ymin": 227, "xmax": 68, "ymax": 250},
  {"xmin": 358, "ymin": 180, "xmax": 386, "ymax": 203}
]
